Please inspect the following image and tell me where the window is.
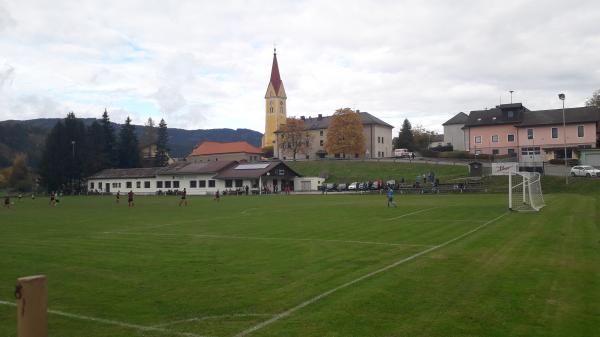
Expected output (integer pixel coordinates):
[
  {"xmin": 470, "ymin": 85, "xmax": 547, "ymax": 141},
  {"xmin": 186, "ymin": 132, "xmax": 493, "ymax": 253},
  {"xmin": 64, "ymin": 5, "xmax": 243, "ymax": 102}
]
[
  {"xmin": 507, "ymin": 111, "xmax": 514, "ymax": 119},
  {"xmin": 527, "ymin": 129, "xmax": 534, "ymax": 139},
  {"xmin": 475, "ymin": 150, "xmax": 481, "ymax": 155},
  {"xmin": 319, "ymin": 130, "xmax": 323, "ymax": 136},
  {"xmin": 507, "ymin": 134, "xmax": 515, "ymax": 142},
  {"xmin": 157, "ymin": 181, "xmax": 163, "ymax": 188},
  {"xmin": 492, "ymin": 149, "xmax": 499, "ymax": 155},
  {"xmin": 98, "ymin": 182, "xmax": 102, "ymax": 189},
  {"xmin": 551, "ymin": 127, "xmax": 558, "ymax": 139},
  {"xmin": 507, "ymin": 148, "xmax": 515, "ymax": 156},
  {"xmin": 136, "ymin": 181, "xmax": 141, "ymax": 188},
  {"xmin": 165, "ymin": 181, "xmax": 172, "ymax": 188},
  {"xmin": 278, "ymin": 169, "xmax": 285, "ymax": 175},
  {"xmin": 90, "ymin": 182, "xmax": 95, "ymax": 189},
  {"xmin": 382, "ymin": 137, "xmax": 384, "ymax": 143},
  {"xmin": 190, "ymin": 180, "xmax": 197, "ymax": 188},
  {"xmin": 235, "ymin": 179, "xmax": 243, "ymax": 187},
  {"xmin": 377, "ymin": 136, "xmax": 381, "ymax": 143},
  {"xmin": 199, "ymin": 180, "xmax": 206, "ymax": 188},
  {"xmin": 144, "ymin": 181, "xmax": 150, "ymax": 188},
  {"xmin": 208, "ymin": 180, "xmax": 216, "ymax": 188},
  {"xmin": 491, "ymin": 135, "xmax": 499, "ymax": 143},
  {"xmin": 521, "ymin": 147, "xmax": 541, "ymax": 155},
  {"xmin": 320, "ymin": 140, "xmax": 324, "ymax": 146},
  {"xmin": 225, "ymin": 180, "xmax": 233, "ymax": 188},
  {"xmin": 306, "ymin": 154, "xmax": 309, "ymax": 159},
  {"xmin": 474, "ymin": 136, "xmax": 482, "ymax": 144},
  {"xmin": 126, "ymin": 181, "xmax": 132, "ymax": 188},
  {"xmin": 578, "ymin": 125, "xmax": 584, "ymax": 137},
  {"xmin": 173, "ymin": 181, "xmax": 180, "ymax": 188}
]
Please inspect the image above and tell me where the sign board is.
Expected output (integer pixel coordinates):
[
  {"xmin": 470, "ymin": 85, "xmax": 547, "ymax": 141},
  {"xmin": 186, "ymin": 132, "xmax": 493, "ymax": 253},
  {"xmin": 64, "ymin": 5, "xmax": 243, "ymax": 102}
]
[{"xmin": 492, "ymin": 162, "xmax": 519, "ymax": 175}]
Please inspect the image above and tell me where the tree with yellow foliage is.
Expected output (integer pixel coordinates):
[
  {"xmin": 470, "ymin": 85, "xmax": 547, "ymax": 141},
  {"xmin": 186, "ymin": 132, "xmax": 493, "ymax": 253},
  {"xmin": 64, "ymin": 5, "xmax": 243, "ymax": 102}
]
[
  {"xmin": 278, "ymin": 117, "xmax": 310, "ymax": 160},
  {"xmin": 325, "ymin": 108, "xmax": 366, "ymax": 158}
]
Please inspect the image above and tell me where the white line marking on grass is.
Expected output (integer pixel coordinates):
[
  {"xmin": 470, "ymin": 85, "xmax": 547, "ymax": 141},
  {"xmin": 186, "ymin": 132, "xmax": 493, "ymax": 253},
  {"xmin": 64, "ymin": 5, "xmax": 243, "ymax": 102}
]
[
  {"xmin": 153, "ymin": 313, "xmax": 275, "ymax": 328},
  {"xmin": 240, "ymin": 208, "xmax": 259, "ymax": 215},
  {"xmin": 384, "ymin": 207, "xmax": 438, "ymax": 221},
  {"xmin": 232, "ymin": 212, "xmax": 510, "ymax": 337},
  {"xmin": 102, "ymin": 232, "xmax": 433, "ymax": 248},
  {"xmin": 0, "ymin": 300, "xmax": 211, "ymax": 337}
]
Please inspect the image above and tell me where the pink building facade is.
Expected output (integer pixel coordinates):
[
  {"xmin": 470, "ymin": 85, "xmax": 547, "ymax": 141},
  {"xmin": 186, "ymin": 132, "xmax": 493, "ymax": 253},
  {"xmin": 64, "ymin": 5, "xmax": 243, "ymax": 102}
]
[{"xmin": 464, "ymin": 104, "xmax": 600, "ymax": 165}]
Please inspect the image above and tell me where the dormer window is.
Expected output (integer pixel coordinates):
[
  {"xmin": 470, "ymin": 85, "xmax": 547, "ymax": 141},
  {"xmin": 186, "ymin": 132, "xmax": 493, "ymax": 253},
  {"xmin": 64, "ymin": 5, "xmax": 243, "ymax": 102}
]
[{"xmin": 507, "ymin": 111, "xmax": 514, "ymax": 118}]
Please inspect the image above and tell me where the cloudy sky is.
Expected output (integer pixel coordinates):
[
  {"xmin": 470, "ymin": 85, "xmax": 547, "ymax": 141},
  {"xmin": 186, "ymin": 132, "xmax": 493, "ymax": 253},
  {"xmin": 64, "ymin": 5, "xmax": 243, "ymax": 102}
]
[{"xmin": 0, "ymin": 0, "xmax": 599, "ymax": 133}]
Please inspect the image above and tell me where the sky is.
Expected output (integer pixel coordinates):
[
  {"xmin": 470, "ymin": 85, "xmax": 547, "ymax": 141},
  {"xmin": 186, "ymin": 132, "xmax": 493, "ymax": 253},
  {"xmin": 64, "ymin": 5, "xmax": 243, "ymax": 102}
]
[{"xmin": 0, "ymin": 0, "xmax": 599, "ymax": 133}]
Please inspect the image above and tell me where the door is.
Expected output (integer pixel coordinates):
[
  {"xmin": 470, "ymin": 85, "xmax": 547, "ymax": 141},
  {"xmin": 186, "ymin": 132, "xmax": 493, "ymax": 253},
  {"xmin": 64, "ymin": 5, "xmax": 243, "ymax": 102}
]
[
  {"xmin": 106, "ymin": 183, "xmax": 110, "ymax": 193},
  {"xmin": 301, "ymin": 181, "xmax": 311, "ymax": 191}
]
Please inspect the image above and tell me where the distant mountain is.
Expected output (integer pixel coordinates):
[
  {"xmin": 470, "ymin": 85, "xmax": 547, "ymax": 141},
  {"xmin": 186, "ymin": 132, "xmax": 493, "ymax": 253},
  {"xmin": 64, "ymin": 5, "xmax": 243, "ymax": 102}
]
[{"xmin": 0, "ymin": 118, "xmax": 263, "ymax": 169}]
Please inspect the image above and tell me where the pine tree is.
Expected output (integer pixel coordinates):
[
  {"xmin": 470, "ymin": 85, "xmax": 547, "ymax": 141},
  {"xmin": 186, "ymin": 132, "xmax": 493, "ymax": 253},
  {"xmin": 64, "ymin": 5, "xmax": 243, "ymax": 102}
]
[
  {"xmin": 83, "ymin": 121, "xmax": 107, "ymax": 176},
  {"xmin": 154, "ymin": 119, "xmax": 170, "ymax": 167},
  {"xmin": 117, "ymin": 117, "xmax": 141, "ymax": 168},
  {"xmin": 101, "ymin": 109, "xmax": 118, "ymax": 167},
  {"xmin": 39, "ymin": 121, "xmax": 67, "ymax": 192},
  {"xmin": 396, "ymin": 119, "xmax": 414, "ymax": 151}
]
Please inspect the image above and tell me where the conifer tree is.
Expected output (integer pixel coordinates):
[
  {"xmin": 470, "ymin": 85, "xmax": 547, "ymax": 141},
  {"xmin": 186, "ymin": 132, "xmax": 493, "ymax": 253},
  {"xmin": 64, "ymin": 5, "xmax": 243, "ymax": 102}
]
[
  {"xmin": 154, "ymin": 119, "xmax": 170, "ymax": 167},
  {"xmin": 117, "ymin": 117, "xmax": 141, "ymax": 168}
]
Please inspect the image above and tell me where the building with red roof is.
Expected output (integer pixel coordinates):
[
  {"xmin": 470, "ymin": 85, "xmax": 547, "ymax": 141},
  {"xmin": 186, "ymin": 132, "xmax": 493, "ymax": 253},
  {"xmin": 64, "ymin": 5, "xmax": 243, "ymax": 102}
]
[{"xmin": 187, "ymin": 141, "xmax": 263, "ymax": 163}]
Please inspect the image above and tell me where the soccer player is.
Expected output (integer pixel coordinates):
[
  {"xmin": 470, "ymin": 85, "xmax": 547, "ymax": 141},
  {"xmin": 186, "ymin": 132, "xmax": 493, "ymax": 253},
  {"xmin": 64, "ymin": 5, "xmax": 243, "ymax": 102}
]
[
  {"xmin": 387, "ymin": 187, "xmax": 397, "ymax": 208},
  {"xmin": 3, "ymin": 195, "xmax": 10, "ymax": 209},
  {"xmin": 116, "ymin": 191, "xmax": 120, "ymax": 204},
  {"xmin": 214, "ymin": 190, "xmax": 220, "ymax": 202},
  {"xmin": 49, "ymin": 192, "xmax": 56, "ymax": 207},
  {"xmin": 179, "ymin": 188, "xmax": 188, "ymax": 207},
  {"xmin": 127, "ymin": 190, "xmax": 134, "ymax": 208}
]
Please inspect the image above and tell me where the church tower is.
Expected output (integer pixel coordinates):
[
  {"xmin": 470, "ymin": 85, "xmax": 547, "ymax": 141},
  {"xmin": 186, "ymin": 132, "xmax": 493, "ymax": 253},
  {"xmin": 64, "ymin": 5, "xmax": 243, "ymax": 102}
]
[{"xmin": 262, "ymin": 49, "xmax": 287, "ymax": 148}]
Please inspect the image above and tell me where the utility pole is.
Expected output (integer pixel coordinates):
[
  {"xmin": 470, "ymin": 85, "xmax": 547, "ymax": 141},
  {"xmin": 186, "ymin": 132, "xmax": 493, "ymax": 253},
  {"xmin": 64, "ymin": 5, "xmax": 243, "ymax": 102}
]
[{"xmin": 559, "ymin": 93, "xmax": 568, "ymax": 185}]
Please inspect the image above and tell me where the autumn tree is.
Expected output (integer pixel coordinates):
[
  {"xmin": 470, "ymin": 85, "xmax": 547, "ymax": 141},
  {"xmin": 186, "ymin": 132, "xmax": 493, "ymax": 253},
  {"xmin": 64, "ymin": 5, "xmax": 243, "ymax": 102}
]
[
  {"xmin": 7, "ymin": 154, "xmax": 31, "ymax": 191},
  {"xmin": 278, "ymin": 117, "xmax": 310, "ymax": 160},
  {"xmin": 324, "ymin": 108, "xmax": 366, "ymax": 158},
  {"xmin": 140, "ymin": 117, "xmax": 157, "ymax": 158},
  {"xmin": 586, "ymin": 89, "xmax": 600, "ymax": 109}
]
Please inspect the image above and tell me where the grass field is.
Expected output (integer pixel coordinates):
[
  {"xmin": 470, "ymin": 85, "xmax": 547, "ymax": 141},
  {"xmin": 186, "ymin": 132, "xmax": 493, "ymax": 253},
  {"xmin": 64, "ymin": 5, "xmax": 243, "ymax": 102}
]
[
  {"xmin": 286, "ymin": 160, "xmax": 467, "ymax": 183},
  {"xmin": 1, "ymin": 192, "xmax": 598, "ymax": 337}
]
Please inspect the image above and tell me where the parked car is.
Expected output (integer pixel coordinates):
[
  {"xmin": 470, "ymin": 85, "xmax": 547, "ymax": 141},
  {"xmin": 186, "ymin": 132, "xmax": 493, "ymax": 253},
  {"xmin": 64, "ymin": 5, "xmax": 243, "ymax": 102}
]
[
  {"xmin": 348, "ymin": 182, "xmax": 358, "ymax": 191},
  {"xmin": 570, "ymin": 165, "xmax": 600, "ymax": 177},
  {"xmin": 337, "ymin": 183, "xmax": 347, "ymax": 191},
  {"xmin": 325, "ymin": 183, "xmax": 337, "ymax": 191}
]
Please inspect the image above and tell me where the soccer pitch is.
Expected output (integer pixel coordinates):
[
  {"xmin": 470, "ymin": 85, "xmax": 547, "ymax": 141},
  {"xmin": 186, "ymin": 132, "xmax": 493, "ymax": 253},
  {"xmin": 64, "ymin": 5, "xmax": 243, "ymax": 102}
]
[{"xmin": 1, "ymin": 193, "xmax": 598, "ymax": 337}]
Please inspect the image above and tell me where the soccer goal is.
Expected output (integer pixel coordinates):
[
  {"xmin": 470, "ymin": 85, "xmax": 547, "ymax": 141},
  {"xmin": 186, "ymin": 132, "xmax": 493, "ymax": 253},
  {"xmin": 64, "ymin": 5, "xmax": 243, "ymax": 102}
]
[{"xmin": 509, "ymin": 172, "xmax": 545, "ymax": 212}]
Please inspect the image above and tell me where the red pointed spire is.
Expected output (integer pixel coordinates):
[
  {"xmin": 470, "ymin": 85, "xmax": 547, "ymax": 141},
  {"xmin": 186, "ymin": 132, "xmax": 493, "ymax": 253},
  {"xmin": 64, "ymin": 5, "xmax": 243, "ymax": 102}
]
[{"xmin": 269, "ymin": 48, "xmax": 282, "ymax": 94}]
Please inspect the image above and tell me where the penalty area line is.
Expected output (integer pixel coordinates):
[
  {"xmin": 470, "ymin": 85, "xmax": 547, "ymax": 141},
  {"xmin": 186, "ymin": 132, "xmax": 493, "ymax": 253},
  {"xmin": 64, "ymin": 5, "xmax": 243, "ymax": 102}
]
[
  {"xmin": 0, "ymin": 300, "xmax": 211, "ymax": 337},
  {"xmin": 384, "ymin": 207, "xmax": 438, "ymax": 221},
  {"xmin": 232, "ymin": 211, "xmax": 509, "ymax": 337},
  {"xmin": 102, "ymin": 232, "xmax": 433, "ymax": 248}
]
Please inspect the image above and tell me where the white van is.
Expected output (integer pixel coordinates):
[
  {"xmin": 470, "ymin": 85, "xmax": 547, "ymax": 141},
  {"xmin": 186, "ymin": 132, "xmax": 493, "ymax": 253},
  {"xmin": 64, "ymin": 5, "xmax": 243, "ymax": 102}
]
[{"xmin": 394, "ymin": 148, "xmax": 413, "ymax": 158}]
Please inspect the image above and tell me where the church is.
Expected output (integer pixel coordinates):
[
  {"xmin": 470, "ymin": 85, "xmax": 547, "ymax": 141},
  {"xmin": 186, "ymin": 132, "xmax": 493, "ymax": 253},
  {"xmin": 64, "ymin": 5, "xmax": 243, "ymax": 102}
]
[{"xmin": 262, "ymin": 50, "xmax": 394, "ymax": 160}]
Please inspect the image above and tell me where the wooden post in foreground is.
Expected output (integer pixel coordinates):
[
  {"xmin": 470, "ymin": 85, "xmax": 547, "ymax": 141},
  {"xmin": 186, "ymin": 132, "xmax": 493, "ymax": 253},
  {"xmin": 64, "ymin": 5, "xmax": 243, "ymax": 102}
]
[{"xmin": 16, "ymin": 275, "xmax": 47, "ymax": 337}]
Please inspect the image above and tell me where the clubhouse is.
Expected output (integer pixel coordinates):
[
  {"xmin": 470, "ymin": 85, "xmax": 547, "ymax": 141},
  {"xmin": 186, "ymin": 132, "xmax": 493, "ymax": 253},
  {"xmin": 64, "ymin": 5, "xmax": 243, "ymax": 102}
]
[{"xmin": 86, "ymin": 160, "xmax": 321, "ymax": 195}]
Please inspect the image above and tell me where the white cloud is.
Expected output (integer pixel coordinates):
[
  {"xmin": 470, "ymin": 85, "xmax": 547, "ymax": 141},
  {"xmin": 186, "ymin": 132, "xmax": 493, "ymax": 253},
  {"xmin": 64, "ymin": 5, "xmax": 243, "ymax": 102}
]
[{"xmin": 1, "ymin": 0, "xmax": 600, "ymax": 133}]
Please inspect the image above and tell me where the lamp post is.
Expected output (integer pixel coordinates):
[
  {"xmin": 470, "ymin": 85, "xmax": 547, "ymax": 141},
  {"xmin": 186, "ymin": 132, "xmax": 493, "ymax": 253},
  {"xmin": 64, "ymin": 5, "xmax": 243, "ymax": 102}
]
[
  {"xmin": 71, "ymin": 140, "xmax": 76, "ymax": 193},
  {"xmin": 558, "ymin": 93, "xmax": 568, "ymax": 185}
]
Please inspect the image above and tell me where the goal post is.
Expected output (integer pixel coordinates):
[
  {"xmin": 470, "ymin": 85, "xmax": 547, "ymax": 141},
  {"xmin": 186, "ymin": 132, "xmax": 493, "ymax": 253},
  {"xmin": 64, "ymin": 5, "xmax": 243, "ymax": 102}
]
[{"xmin": 508, "ymin": 171, "xmax": 545, "ymax": 212}]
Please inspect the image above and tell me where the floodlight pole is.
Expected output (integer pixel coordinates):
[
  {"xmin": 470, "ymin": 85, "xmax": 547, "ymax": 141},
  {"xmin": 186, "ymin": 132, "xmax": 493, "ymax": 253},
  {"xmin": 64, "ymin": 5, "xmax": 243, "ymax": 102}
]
[{"xmin": 559, "ymin": 93, "xmax": 568, "ymax": 185}]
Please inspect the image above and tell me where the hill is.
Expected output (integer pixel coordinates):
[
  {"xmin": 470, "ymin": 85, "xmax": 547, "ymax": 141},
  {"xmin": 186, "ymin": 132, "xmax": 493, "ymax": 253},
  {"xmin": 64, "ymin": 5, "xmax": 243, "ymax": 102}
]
[
  {"xmin": 286, "ymin": 160, "xmax": 468, "ymax": 183},
  {"xmin": 0, "ymin": 118, "xmax": 263, "ymax": 168}
]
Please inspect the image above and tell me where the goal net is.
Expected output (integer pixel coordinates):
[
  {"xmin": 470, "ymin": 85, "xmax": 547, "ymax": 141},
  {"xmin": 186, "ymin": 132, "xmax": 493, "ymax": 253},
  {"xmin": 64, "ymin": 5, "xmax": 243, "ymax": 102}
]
[{"xmin": 509, "ymin": 172, "xmax": 545, "ymax": 212}]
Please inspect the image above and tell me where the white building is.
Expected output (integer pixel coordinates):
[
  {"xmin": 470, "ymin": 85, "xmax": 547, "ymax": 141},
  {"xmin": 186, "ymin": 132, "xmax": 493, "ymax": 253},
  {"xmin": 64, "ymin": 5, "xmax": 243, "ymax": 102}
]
[
  {"xmin": 442, "ymin": 112, "xmax": 469, "ymax": 151},
  {"xmin": 87, "ymin": 160, "xmax": 304, "ymax": 195}
]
